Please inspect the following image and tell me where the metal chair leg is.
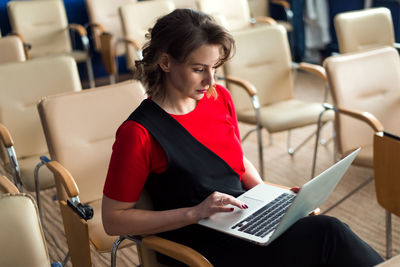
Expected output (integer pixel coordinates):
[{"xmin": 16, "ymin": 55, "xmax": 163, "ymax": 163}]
[
  {"xmin": 85, "ymin": 59, "xmax": 95, "ymax": 88},
  {"xmin": 111, "ymin": 236, "xmax": 126, "ymax": 267},
  {"xmin": 34, "ymin": 158, "xmax": 48, "ymax": 223},
  {"xmin": 386, "ymin": 211, "xmax": 392, "ymax": 259},
  {"xmin": 112, "ymin": 235, "xmax": 141, "ymax": 267},
  {"xmin": 311, "ymin": 103, "xmax": 336, "ymax": 178}
]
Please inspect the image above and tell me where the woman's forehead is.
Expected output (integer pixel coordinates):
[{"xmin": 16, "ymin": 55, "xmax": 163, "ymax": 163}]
[{"xmin": 186, "ymin": 44, "xmax": 221, "ymax": 65}]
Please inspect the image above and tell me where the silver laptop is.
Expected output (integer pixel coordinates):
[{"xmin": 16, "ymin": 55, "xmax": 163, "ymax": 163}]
[{"xmin": 199, "ymin": 148, "xmax": 360, "ymax": 246}]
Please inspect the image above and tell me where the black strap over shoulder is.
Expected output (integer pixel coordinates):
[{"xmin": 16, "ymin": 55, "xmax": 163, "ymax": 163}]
[{"xmin": 128, "ymin": 99, "xmax": 245, "ymax": 211}]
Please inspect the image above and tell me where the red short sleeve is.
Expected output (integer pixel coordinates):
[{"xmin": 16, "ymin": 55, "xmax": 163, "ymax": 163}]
[{"xmin": 103, "ymin": 120, "xmax": 167, "ymax": 202}]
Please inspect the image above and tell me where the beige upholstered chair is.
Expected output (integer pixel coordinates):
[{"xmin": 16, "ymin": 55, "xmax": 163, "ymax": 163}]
[
  {"xmin": 7, "ymin": 0, "xmax": 95, "ymax": 88},
  {"xmin": 100, "ymin": 0, "xmax": 175, "ymax": 83},
  {"xmin": 334, "ymin": 7, "xmax": 399, "ymax": 54},
  {"xmin": 119, "ymin": 0, "xmax": 175, "ymax": 71},
  {"xmin": 85, "ymin": 0, "xmax": 136, "ymax": 83},
  {"xmin": 373, "ymin": 132, "xmax": 400, "ymax": 259},
  {"xmin": 247, "ymin": 0, "xmax": 293, "ymax": 31},
  {"xmin": 0, "ymin": 56, "xmax": 82, "ymax": 216},
  {"xmin": 37, "ymin": 80, "xmax": 212, "ymax": 266},
  {"xmin": 169, "ymin": 0, "xmax": 198, "ymax": 9},
  {"xmin": 197, "ymin": 0, "xmax": 276, "ymax": 31},
  {"xmin": 376, "ymin": 253, "xmax": 400, "ymax": 266},
  {"xmin": 223, "ymin": 24, "xmax": 333, "ymax": 178},
  {"xmin": 310, "ymin": 47, "xmax": 400, "ymax": 257},
  {"xmin": 0, "ymin": 35, "xmax": 26, "ymax": 63},
  {"xmin": 0, "ymin": 192, "xmax": 63, "ymax": 267},
  {"xmin": 323, "ymin": 46, "xmax": 400, "ymax": 171}
]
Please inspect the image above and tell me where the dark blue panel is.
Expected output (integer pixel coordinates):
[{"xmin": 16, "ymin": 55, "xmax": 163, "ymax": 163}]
[
  {"xmin": 373, "ymin": 0, "xmax": 400, "ymax": 42},
  {"xmin": 322, "ymin": 0, "xmax": 365, "ymax": 55}
]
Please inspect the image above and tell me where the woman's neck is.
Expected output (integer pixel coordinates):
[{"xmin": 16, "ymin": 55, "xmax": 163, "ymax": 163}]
[{"xmin": 152, "ymin": 90, "xmax": 197, "ymax": 115}]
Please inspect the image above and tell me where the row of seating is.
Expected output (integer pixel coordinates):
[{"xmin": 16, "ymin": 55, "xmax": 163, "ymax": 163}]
[
  {"xmin": 0, "ymin": 0, "xmax": 293, "ymax": 87},
  {"xmin": 1, "ymin": 48, "xmax": 400, "ymax": 266},
  {"xmin": 0, "ymin": 2, "xmax": 400, "ymax": 266}
]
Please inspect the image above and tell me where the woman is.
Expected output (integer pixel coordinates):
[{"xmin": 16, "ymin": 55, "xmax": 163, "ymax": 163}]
[{"xmin": 102, "ymin": 8, "xmax": 383, "ymax": 266}]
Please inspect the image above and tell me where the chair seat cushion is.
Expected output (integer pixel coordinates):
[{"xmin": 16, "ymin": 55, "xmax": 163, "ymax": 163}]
[
  {"xmin": 87, "ymin": 199, "xmax": 133, "ymax": 252},
  {"xmin": 19, "ymin": 154, "xmax": 55, "ymax": 192},
  {"xmin": 237, "ymin": 99, "xmax": 334, "ymax": 133}
]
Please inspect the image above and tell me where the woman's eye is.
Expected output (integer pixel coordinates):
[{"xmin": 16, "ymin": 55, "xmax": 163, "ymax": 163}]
[{"xmin": 193, "ymin": 68, "xmax": 204, "ymax": 73}]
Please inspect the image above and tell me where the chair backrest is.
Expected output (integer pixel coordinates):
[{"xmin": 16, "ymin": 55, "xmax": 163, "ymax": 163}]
[
  {"xmin": 119, "ymin": 0, "xmax": 175, "ymax": 70},
  {"xmin": 197, "ymin": 0, "xmax": 252, "ymax": 31},
  {"xmin": 374, "ymin": 132, "xmax": 400, "ymax": 217},
  {"xmin": 223, "ymin": 24, "xmax": 294, "ymax": 112},
  {"xmin": 7, "ymin": 0, "xmax": 72, "ymax": 58},
  {"xmin": 37, "ymin": 80, "xmax": 146, "ymax": 204},
  {"xmin": 247, "ymin": 0, "xmax": 268, "ymax": 17},
  {"xmin": 170, "ymin": 0, "xmax": 198, "ymax": 9},
  {"xmin": 324, "ymin": 46, "xmax": 400, "ymax": 161},
  {"xmin": 0, "ymin": 35, "xmax": 26, "ymax": 63},
  {"xmin": 0, "ymin": 193, "xmax": 51, "ymax": 267},
  {"xmin": 0, "ymin": 56, "xmax": 82, "ymax": 159},
  {"xmin": 334, "ymin": 7, "xmax": 395, "ymax": 54},
  {"xmin": 85, "ymin": 0, "xmax": 135, "ymax": 55}
]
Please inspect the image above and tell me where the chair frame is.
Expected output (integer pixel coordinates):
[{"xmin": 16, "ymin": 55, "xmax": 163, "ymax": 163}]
[
  {"xmin": 36, "ymin": 155, "xmax": 213, "ymax": 267},
  {"xmin": 0, "ymin": 124, "xmax": 22, "ymax": 190},
  {"xmin": 221, "ymin": 59, "xmax": 332, "ymax": 178},
  {"xmin": 311, "ymin": 104, "xmax": 384, "ymax": 213}
]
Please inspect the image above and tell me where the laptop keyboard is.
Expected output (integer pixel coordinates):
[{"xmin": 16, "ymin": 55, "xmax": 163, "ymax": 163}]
[{"xmin": 231, "ymin": 193, "xmax": 295, "ymax": 238}]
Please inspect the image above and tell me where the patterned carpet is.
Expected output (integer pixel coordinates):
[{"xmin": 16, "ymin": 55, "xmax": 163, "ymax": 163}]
[{"xmin": 3, "ymin": 70, "xmax": 399, "ymax": 266}]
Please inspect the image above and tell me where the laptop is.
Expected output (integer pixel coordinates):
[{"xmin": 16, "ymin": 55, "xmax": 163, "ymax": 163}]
[{"xmin": 198, "ymin": 148, "xmax": 360, "ymax": 246}]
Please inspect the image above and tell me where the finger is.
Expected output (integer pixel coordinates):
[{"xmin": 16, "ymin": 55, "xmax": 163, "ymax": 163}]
[
  {"xmin": 290, "ymin": 186, "xmax": 301, "ymax": 193},
  {"xmin": 222, "ymin": 196, "xmax": 248, "ymax": 209}
]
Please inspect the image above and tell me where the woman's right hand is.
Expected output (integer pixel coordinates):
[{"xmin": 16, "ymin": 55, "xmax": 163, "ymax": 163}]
[{"xmin": 189, "ymin": 191, "xmax": 248, "ymax": 223}]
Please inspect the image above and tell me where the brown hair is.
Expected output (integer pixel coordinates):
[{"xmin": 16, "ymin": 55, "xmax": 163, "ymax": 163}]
[{"xmin": 133, "ymin": 8, "xmax": 235, "ymax": 99}]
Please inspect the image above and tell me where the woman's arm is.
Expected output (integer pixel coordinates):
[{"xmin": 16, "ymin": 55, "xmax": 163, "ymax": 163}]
[
  {"xmin": 241, "ymin": 156, "xmax": 264, "ymax": 190},
  {"xmin": 102, "ymin": 192, "xmax": 247, "ymax": 236}
]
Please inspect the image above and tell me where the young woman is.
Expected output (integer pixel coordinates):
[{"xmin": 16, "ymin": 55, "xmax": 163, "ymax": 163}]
[{"xmin": 102, "ymin": 8, "xmax": 383, "ymax": 266}]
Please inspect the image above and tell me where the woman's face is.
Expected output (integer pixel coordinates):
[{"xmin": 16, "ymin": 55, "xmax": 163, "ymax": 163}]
[{"xmin": 163, "ymin": 44, "xmax": 220, "ymax": 101}]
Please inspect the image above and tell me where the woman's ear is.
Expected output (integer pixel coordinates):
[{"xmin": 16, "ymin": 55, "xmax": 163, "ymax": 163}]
[{"xmin": 159, "ymin": 53, "xmax": 170, "ymax": 72}]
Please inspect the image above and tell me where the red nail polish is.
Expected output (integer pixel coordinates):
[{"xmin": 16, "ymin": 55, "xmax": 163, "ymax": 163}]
[{"xmin": 230, "ymin": 208, "xmax": 234, "ymax": 211}]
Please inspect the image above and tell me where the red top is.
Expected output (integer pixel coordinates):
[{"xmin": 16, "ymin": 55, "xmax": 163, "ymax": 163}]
[{"xmin": 103, "ymin": 85, "xmax": 245, "ymax": 202}]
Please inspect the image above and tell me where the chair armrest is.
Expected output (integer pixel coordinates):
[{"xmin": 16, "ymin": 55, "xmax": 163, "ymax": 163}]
[
  {"xmin": 68, "ymin": 24, "xmax": 90, "ymax": 52},
  {"xmin": 253, "ymin": 16, "xmax": 277, "ymax": 25},
  {"xmin": 9, "ymin": 32, "xmax": 30, "ymax": 59},
  {"xmin": 68, "ymin": 23, "xmax": 88, "ymax": 37},
  {"xmin": 298, "ymin": 62, "xmax": 327, "ymax": 83},
  {"xmin": 271, "ymin": 0, "xmax": 290, "ymax": 9},
  {"xmin": 100, "ymin": 32, "xmax": 117, "ymax": 75},
  {"xmin": 0, "ymin": 175, "xmax": 19, "ymax": 194},
  {"xmin": 88, "ymin": 22, "xmax": 106, "ymax": 33},
  {"xmin": 141, "ymin": 235, "xmax": 213, "ymax": 267},
  {"xmin": 223, "ymin": 75, "xmax": 257, "ymax": 97},
  {"xmin": 117, "ymin": 37, "xmax": 141, "ymax": 52},
  {"xmin": 0, "ymin": 123, "xmax": 14, "ymax": 148},
  {"xmin": 264, "ymin": 181, "xmax": 289, "ymax": 189},
  {"xmin": 336, "ymin": 106, "xmax": 384, "ymax": 133},
  {"xmin": 270, "ymin": 0, "xmax": 293, "ymax": 20},
  {"xmin": 44, "ymin": 160, "xmax": 80, "ymax": 198}
]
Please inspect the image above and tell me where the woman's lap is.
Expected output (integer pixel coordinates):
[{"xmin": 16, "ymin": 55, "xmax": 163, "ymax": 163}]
[{"xmin": 160, "ymin": 215, "xmax": 383, "ymax": 267}]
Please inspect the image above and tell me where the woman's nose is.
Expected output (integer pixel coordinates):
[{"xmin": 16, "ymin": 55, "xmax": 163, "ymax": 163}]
[{"xmin": 203, "ymin": 68, "xmax": 215, "ymax": 87}]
